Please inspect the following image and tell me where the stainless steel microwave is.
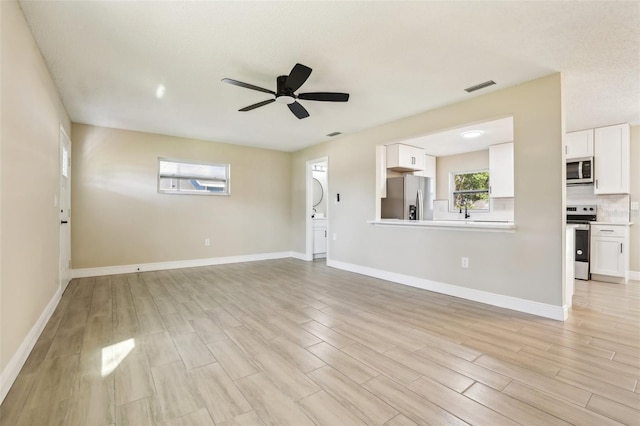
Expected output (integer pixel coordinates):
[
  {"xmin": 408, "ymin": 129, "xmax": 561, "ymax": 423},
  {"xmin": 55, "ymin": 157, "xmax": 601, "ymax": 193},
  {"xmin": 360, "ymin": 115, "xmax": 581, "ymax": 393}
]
[{"xmin": 566, "ymin": 157, "xmax": 593, "ymax": 185}]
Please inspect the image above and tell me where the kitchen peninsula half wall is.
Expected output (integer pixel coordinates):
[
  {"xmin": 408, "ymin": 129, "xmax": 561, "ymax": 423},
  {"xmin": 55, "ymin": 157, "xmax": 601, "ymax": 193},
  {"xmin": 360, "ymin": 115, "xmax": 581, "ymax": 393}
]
[{"xmin": 291, "ymin": 74, "xmax": 565, "ymax": 320}]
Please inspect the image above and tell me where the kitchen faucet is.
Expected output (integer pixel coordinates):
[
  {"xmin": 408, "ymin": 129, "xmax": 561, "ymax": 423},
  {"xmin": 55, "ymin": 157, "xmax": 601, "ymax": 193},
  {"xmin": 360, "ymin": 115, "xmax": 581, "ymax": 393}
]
[{"xmin": 459, "ymin": 204, "xmax": 471, "ymax": 219}]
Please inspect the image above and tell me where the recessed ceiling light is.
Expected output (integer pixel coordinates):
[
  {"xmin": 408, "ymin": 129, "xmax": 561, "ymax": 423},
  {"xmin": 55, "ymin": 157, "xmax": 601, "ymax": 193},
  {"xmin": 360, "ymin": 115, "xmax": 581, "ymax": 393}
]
[
  {"xmin": 461, "ymin": 130, "xmax": 484, "ymax": 139},
  {"xmin": 155, "ymin": 84, "xmax": 166, "ymax": 99}
]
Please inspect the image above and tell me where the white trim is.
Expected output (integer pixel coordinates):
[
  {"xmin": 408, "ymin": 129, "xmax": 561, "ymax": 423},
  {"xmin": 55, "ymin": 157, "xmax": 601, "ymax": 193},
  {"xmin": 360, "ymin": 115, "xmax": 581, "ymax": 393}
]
[
  {"xmin": 1, "ymin": 286, "xmax": 62, "ymax": 404},
  {"xmin": 327, "ymin": 259, "xmax": 566, "ymax": 321},
  {"xmin": 72, "ymin": 251, "xmax": 292, "ymax": 278},
  {"xmin": 628, "ymin": 270, "xmax": 640, "ymax": 281},
  {"xmin": 291, "ymin": 251, "xmax": 312, "ymax": 261}
]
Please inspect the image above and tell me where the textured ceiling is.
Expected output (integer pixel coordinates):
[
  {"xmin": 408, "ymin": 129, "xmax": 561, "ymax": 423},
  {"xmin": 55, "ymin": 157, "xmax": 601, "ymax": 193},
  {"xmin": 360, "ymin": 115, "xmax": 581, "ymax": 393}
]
[{"xmin": 19, "ymin": 1, "xmax": 640, "ymax": 152}]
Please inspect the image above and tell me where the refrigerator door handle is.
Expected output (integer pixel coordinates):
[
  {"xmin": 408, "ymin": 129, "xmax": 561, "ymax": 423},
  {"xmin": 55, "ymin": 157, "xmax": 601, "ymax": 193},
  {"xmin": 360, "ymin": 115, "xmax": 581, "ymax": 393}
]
[{"xmin": 417, "ymin": 189, "xmax": 424, "ymax": 220}]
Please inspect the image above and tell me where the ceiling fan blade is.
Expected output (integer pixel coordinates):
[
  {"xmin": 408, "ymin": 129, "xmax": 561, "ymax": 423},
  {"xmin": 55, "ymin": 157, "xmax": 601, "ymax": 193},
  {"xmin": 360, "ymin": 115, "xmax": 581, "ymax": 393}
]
[
  {"xmin": 222, "ymin": 78, "xmax": 275, "ymax": 95},
  {"xmin": 285, "ymin": 63, "xmax": 312, "ymax": 92},
  {"xmin": 239, "ymin": 99, "xmax": 275, "ymax": 111},
  {"xmin": 298, "ymin": 92, "xmax": 349, "ymax": 102},
  {"xmin": 288, "ymin": 101, "xmax": 310, "ymax": 119}
]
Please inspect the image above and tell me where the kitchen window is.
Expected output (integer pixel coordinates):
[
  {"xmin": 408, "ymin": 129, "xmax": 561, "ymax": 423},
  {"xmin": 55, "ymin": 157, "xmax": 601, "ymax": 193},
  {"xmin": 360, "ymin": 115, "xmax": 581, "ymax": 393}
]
[
  {"xmin": 451, "ymin": 170, "xmax": 489, "ymax": 210},
  {"xmin": 158, "ymin": 158, "xmax": 230, "ymax": 195}
]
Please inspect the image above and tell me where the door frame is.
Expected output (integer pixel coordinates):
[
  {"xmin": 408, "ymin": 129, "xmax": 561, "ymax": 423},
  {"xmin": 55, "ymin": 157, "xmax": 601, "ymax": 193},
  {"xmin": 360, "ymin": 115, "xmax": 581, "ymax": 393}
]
[
  {"xmin": 306, "ymin": 157, "xmax": 329, "ymax": 261},
  {"xmin": 59, "ymin": 125, "xmax": 72, "ymax": 291}
]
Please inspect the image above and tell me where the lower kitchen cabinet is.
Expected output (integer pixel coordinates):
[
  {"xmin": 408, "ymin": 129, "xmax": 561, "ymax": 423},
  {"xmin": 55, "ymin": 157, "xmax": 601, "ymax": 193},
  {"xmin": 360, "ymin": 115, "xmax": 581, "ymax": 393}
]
[
  {"xmin": 313, "ymin": 219, "xmax": 327, "ymax": 257},
  {"xmin": 590, "ymin": 224, "xmax": 630, "ymax": 282}
]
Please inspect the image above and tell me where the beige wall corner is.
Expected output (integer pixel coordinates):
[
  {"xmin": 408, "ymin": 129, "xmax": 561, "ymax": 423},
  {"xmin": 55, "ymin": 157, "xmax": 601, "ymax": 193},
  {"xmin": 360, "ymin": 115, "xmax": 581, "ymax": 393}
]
[
  {"xmin": 1, "ymin": 0, "xmax": 70, "ymax": 376},
  {"xmin": 70, "ymin": 124, "xmax": 292, "ymax": 269},
  {"xmin": 630, "ymin": 125, "xmax": 640, "ymax": 273},
  {"xmin": 291, "ymin": 73, "xmax": 565, "ymax": 307}
]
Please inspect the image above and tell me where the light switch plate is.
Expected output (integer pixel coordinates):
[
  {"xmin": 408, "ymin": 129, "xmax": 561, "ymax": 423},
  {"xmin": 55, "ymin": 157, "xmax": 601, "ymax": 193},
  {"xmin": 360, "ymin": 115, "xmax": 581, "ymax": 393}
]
[{"xmin": 631, "ymin": 202, "xmax": 639, "ymax": 211}]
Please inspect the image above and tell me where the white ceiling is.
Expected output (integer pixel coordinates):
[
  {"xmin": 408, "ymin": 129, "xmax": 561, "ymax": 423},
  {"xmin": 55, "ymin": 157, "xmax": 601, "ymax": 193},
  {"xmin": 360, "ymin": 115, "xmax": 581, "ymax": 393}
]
[
  {"xmin": 19, "ymin": 1, "xmax": 640, "ymax": 152},
  {"xmin": 403, "ymin": 117, "xmax": 514, "ymax": 157}
]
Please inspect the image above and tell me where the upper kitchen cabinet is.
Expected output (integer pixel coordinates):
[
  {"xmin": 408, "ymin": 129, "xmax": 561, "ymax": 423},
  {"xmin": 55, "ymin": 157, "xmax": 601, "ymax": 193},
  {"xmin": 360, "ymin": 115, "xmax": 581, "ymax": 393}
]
[
  {"xmin": 565, "ymin": 129, "xmax": 593, "ymax": 159},
  {"xmin": 386, "ymin": 143, "xmax": 425, "ymax": 172},
  {"xmin": 594, "ymin": 123, "xmax": 630, "ymax": 194},
  {"xmin": 489, "ymin": 142, "xmax": 514, "ymax": 198}
]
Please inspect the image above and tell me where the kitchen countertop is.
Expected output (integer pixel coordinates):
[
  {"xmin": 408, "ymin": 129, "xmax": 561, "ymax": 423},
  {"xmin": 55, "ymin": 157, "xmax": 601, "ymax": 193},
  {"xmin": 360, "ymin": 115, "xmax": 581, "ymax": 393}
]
[
  {"xmin": 369, "ymin": 219, "xmax": 515, "ymax": 232},
  {"xmin": 589, "ymin": 222, "xmax": 634, "ymax": 226}
]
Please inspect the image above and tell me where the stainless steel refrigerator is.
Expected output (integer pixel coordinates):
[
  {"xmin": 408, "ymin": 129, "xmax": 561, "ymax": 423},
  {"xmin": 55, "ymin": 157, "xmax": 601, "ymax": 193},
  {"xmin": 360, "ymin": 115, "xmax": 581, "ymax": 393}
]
[{"xmin": 381, "ymin": 175, "xmax": 433, "ymax": 220}]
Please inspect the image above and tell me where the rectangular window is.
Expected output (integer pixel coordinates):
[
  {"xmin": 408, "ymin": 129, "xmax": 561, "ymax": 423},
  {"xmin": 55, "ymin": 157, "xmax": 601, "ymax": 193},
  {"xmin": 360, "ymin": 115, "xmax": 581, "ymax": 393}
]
[
  {"xmin": 451, "ymin": 170, "xmax": 489, "ymax": 210},
  {"xmin": 158, "ymin": 158, "xmax": 230, "ymax": 195}
]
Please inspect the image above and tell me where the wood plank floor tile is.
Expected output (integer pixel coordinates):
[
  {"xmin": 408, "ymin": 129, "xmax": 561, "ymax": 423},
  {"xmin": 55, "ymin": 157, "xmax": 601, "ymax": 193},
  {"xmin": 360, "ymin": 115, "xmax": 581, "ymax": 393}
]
[
  {"xmin": 188, "ymin": 363, "xmax": 252, "ymax": 423},
  {"xmin": 384, "ymin": 414, "xmax": 420, "ymax": 426},
  {"xmin": 234, "ymin": 373, "xmax": 315, "ymax": 426},
  {"xmin": 142, "ymin": 331, "xmax": 181, "ymax": 367},
  {"xmin": 217, "ymin": 410, "xmax": 265, "ymax": 426},
  {"xmin": 408, "ymin": 376, "xmax": 519, "ymax": 426},
  {"xmin": 474, "ymin": 355, "xmax": 592, "ymax": 406},
  {"xmin": 164, "ymin": 408, "xmax": 215, "ymax": 426},
  {"xmin": 1, "ymin": 261, "xmax": 637, "ymax": 426},
  {"xmin": 297, "ymin": 389, "xmax": 368, "ymax": 426},
  {"xmin": 586, "ymin": 394, "xmax": 640, "ymax": 426},
  {"xmin": 171, "ymin": 332, "xmax": 216, "ymax": 370},
  {"xmin": 363, "ymin": 375, "xmax": 468, "ymax": 426},
  {"xmin": 502, "ymin": 381, "xmax": 623, "ymax": 426},
  {"xmin": 151, "ymin": 361, "xmax": 203, "ymax": 420},
  {"xmin": 307, "ymin": 342, "xmax": 379, "ymax": 384},
  {"xmin": 251, "ymin": 351, "xmax": 320, "ymax": 400},
  {"xmin": 384, "ymin": 347, "xmax": 474, "ymax": 392},
  {"xmin": 207, "ymin": 339, "xmax": 258, "ymax": 380},
  {"xmin": 306, "ymin": 366, "xmax": 397, "ymax": 424},
  {"xmin": 114, "ymin": 352, "xmax": 155, "ymax": 406},
  {"xmin": 463, "ymin": 382, "xmax": 572, "ymax": 426}
]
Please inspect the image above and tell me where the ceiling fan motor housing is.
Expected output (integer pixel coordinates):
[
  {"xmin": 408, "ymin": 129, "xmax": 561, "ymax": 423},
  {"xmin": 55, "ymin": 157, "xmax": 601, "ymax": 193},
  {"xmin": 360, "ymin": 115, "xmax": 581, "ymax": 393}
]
[{"xmin": 275, "ymin": 76, "xmax": 296, "ymax": 104}]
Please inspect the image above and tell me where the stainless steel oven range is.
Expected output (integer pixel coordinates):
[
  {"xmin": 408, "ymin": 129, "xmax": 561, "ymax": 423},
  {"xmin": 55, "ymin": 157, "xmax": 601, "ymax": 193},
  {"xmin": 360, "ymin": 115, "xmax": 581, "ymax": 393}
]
[{"xmin": 567, "ymin": 205, "xmax": 597, "ymax": 280}]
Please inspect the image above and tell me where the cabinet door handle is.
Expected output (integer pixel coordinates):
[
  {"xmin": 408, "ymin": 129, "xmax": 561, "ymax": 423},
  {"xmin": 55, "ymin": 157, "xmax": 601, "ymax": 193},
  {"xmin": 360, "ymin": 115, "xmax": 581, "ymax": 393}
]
[
  {"xmin": 620, "ymin": 243, "xmax": 623, "ymax": 253},
  {"xmin": 595, "ymin": 179, "xmax": 598, "ymax": 189},
  {"xmin": 600, "ymin": 229, "xmax": 614, "ymax": 232},
  {"xmin": 324, "ymin": 230, "xmax": 327, "ymax": 238}
]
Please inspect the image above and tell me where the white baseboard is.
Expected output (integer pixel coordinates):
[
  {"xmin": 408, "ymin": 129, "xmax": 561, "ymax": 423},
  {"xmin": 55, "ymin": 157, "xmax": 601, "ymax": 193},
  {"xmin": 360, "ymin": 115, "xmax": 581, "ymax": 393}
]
[
  {"xmin": 327, "ymin": 259, "xmax": 566, "ymax": 321},
  {"xmin": 290, "ymin": 251, "xmax": 312, "ymax": 261},
  {"xmin": 72, "ymin": 251, "xmax": 293, "ymax": 278},
  {"xmin": 628, "ymin": 270, "xmax": 640, "ymax": 281},
  {"xmin": 0, "ymin": 286, "xmax": 62, "ymax": 404}
]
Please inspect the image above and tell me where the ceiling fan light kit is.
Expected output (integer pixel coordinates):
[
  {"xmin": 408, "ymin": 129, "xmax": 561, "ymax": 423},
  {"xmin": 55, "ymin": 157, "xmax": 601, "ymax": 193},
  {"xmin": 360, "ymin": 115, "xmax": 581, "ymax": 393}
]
[{"xmin": 222, "ymin": 63, "xmax": 349, "ymax": 119}]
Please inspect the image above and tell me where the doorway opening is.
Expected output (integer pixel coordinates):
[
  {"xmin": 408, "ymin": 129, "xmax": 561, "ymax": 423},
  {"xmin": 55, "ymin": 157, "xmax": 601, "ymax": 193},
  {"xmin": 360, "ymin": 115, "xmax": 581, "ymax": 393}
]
[
  {"xmin": 59, "ymin": 125, "xmax": 72, "ymax": 292},
  {"xmin": 306, "ymin": 157, "xmax": 329, "ymax": 262}
]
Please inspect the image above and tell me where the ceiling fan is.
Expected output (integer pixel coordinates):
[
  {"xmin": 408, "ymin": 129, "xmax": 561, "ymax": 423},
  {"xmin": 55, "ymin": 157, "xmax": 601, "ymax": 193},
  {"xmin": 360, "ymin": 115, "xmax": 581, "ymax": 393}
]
[{"xmin": 222, "ymin": 63, "xmax": 349, "ymax": 119}]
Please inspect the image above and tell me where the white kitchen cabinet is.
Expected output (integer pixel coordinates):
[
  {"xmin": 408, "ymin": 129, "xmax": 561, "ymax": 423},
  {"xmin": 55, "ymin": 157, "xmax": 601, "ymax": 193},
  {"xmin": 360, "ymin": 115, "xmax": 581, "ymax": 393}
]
[
  {"xmin": 565, "ymin": 129, "xmax": 593, "ymax": 159},
  {"xmin": 590, "ymin": 224, "xmax": 629, "ymax": 281},
  {"xmin": 594, "ymin": 123, "xmax": 630, "ymax": 195},
  {"xmin": 489, "ymin": 142, "xmax": 514, "ymax": 198},
  {"xmin": 386, "ymin": 143, "xmax": 425, "ymax": 172},
  {"xmin": 313, "ymin": 218, "xmax": 327, "ymax": 257}
]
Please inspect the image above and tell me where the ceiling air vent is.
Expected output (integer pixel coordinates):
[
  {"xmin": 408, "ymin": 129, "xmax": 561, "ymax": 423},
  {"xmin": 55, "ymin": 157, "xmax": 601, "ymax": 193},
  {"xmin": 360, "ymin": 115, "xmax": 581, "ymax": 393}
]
[
  {"xmin": 327, "ymin": 131, "xmax": 342, "ymax": 137},
  {"xmin": 464, "ymin": 80, "xmax": 496, "ymax": 93}
]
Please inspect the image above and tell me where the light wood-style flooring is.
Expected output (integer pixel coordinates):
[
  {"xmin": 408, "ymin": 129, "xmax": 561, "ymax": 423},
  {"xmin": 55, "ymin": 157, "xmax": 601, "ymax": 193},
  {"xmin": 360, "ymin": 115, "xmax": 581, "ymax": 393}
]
[{"xmin": 1, "ymin": 259, "xmax": 639, "ymax": 425}]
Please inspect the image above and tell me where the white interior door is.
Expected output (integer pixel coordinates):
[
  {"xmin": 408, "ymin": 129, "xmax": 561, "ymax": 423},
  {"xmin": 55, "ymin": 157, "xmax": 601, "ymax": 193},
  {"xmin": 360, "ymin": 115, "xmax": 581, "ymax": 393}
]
[{"xmin": 59, "ymin": 126, "xmax": 71, "ymax": 291}]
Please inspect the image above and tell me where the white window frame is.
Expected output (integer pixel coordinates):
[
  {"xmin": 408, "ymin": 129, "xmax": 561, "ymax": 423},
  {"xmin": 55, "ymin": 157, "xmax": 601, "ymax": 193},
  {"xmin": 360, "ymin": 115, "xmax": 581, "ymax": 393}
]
[
  {"xmin": 450, "ymin": 169, "xmax": 490, "ymax": 212},
  {"xmin": 158, "ymin": 158, "xmax": 230, "ymax": 196}
]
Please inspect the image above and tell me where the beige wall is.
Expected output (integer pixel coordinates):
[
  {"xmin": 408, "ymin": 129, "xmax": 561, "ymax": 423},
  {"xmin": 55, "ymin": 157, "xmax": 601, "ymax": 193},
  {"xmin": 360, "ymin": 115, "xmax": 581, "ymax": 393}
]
[
  {"xmin": 71, "ymin": 124, "xmax": 291, "ymax": 268},
  {"xmin": 291, "ymin": 74, "xmax": 565, "ymax": 306},
  {"xmin": 1, "ymin": 1, "xmax": 71, "ymax": 373},
  {"xmin": 435, "ymin": 149, "xmax": 489, "ymax": 200},
  {"xmin": 630, "ymin": 126, "xmax": 640, "ymax": 272}
]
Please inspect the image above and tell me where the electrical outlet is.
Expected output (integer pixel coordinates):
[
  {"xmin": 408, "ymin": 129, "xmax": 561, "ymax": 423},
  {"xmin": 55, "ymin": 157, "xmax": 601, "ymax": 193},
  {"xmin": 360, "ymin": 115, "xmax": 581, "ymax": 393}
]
[
  {"xmin": 205, "ymin": 238, "xmax": 211, "ymax": 246},
  {"xmin": 631, "ymin": 202, "xmax": 639, "ymax": 211},
  {"xmin": 461, "ymin": 257, "xmax": 469, "ymax": 268},
  {"xmin": 333, "ymin": 233, "xmax": 337, "ymax": 241}
]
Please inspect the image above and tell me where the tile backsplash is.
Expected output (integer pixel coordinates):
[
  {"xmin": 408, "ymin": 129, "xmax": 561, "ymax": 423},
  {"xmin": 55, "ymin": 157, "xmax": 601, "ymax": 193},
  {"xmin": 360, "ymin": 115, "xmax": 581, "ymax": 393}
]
[
  {"xmin": 566, "ymin": 184, "xmax": 630, "ymax": 223},
  {"xmin": 433, "ymin": 198, "xmax": 514, "ymax": 222}
]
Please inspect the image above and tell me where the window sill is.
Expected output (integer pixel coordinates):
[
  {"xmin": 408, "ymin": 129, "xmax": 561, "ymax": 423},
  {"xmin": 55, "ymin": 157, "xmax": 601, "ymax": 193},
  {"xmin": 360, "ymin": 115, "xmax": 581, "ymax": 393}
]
[{"xmin": 368, "ymin": 219, "xmax": 516, "ymax": 232}]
